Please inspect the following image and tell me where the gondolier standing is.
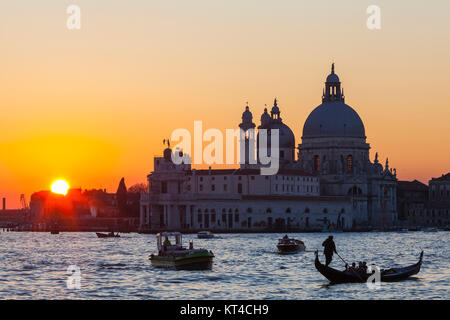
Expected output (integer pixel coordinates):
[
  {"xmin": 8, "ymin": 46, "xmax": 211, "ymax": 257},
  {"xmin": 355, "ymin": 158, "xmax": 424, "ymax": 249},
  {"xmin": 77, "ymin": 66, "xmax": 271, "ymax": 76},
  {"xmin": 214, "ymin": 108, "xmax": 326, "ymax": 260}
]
[{"xmin": 322, "ymin": 236, "xmax": 337, "ymax": 266}]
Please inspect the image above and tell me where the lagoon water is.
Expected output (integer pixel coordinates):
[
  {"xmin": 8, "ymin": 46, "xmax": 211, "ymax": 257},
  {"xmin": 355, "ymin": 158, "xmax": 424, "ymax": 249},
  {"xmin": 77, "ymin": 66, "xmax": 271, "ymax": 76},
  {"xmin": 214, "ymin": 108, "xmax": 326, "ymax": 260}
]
[{"xmin": 0, "ymin": 231, "xmax": 448, "ymax": 299}]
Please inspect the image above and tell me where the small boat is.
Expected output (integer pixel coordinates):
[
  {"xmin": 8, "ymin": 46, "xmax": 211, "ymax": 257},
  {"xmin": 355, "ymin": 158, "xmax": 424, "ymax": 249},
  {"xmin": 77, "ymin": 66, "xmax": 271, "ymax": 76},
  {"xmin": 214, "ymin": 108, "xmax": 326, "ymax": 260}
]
[
  {"xmin": 50, "ymin": 230, "xmax": 59, "ymax": 235},
  {"xmin": 314, "ymin": 250, "xmax": 423, "ymax": 284},
  {"xmin": 197, "ymin": 231, "xmax": 214, "ymax": 239},
  {"xmin": 149, "ymin": 232, "xmax": 214, "ymax": 270},
  {"xmin": 277, "ymin": 236, "xmax": 306, "ymax": 254},
  {"xmin": 96, "ymin": 232, "xmax": 120, "ymax": 238},
  {"xmin": 422, "ymin": 227, "xmax": 438, "ymax": 232}
]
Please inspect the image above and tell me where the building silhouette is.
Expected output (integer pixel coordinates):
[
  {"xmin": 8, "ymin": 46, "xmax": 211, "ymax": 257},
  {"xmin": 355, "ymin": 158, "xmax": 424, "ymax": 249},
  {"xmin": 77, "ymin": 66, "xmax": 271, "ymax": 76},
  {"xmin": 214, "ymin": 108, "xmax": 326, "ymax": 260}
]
[{"xmin": 139, "ymin": 65, "xmax": 398, "ymax": 231}]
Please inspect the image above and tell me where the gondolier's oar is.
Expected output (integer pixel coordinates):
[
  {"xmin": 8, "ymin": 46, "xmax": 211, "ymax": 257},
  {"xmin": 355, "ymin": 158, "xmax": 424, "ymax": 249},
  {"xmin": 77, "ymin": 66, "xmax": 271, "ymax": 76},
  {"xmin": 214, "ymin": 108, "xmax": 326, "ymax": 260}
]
[
  {"xmin": 335, "ymin": 252, "xmax": 365, "ymax": 282},
  {"xmin": 335, "ymin": 252, "xmax": 348, "ymax": 265}
]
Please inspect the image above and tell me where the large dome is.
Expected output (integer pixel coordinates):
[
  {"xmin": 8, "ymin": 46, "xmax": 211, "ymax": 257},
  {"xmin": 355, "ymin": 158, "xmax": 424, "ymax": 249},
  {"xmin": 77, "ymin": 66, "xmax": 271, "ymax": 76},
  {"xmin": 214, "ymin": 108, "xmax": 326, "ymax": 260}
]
[{"xmin": 302, "ymin": 101, "xmax": 365, "ymax": 138}]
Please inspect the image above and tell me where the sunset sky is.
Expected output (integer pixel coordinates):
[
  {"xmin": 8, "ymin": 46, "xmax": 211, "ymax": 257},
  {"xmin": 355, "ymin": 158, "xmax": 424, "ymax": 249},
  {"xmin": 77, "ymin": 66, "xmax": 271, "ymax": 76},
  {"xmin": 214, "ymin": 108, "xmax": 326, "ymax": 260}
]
[{"xmin": 1, "ymin": 0, "xmax": 449, "ymax": 207}]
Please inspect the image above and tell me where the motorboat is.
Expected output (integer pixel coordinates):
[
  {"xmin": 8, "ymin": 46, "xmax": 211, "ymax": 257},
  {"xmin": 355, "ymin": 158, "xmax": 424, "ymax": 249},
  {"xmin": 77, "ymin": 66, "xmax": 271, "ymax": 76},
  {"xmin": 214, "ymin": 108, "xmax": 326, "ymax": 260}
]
[
  {"xmin": 96, "ymin": 232, "xmax": 120, "ymax": 238},
  {"xmin": 197, "ymin": 231, "xmax": 215, "ymax": 239},
  {"xmin": 277, "ymin": 236, "xmax": 306, "ymax": 254},
  {"xmin": 149, "ymin": 232, "xmax": 214, "ymax": 270}
]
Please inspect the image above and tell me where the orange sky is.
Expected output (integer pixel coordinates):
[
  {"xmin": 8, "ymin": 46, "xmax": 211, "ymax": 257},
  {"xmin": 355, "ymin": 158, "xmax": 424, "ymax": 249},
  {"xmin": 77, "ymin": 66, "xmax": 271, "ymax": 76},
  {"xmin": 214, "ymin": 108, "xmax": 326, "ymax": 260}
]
[{"xmin": 1, "ymin": 1, "xmax": 449, "ymax": 208}]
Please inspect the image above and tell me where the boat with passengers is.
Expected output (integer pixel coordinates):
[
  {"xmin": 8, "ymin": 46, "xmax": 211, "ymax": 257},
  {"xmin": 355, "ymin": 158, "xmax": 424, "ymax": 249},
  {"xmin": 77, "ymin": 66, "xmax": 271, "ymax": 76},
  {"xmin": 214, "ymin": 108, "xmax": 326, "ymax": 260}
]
[
  {"xmin": 149, "ymin": 232, "xmax": 214, "ymax": 270},
  {"xmin": 314, "ymin": 250, "xmax": 423, "ymax": 284},
  {"xmin": 277, "ymin": 235, "xmax": 306, "ymax": 254}
]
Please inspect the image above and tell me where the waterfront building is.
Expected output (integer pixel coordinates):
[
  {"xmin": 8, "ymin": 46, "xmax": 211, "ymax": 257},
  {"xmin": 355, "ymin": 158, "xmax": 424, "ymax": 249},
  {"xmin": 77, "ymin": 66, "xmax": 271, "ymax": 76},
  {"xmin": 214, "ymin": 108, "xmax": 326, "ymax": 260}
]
[
  {"xmin": 397, "ymin": 180, "xmax": 428, "ymax": 224},
  {"xmin": 140, "ymin": 65, "xmax": 398, "ymax": 231},
  {"xmin": 406, "ymin": 173, "xmax": 450, "ymax": 227}
]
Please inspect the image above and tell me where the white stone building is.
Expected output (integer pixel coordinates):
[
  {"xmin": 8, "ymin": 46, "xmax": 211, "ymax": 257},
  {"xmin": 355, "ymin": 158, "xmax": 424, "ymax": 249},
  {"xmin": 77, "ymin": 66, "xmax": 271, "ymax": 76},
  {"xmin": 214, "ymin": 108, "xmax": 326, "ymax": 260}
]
[{"xmin": 140, "ymin": 65, "xmax": 397, "ymax": 232}]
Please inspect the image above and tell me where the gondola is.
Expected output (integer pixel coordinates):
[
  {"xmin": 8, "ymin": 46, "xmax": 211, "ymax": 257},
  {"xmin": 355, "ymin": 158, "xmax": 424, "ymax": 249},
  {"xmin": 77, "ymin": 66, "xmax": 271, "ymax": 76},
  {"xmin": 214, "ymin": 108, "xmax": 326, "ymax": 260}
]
[
  {"xmin": 96, "ymin": 232, "xmax": 120, "ymax": 238},
  {"xmin": 314, "ymin": 250, "xmax": 423, "ymax": 284}
]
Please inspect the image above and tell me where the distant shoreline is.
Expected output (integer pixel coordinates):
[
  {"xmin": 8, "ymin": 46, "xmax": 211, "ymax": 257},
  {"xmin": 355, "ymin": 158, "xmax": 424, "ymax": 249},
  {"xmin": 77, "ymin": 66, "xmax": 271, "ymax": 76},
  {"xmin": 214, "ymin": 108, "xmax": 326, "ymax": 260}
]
[{"xmin": 4, "ymin": 227, "xmax": 445, "ymax": 234}]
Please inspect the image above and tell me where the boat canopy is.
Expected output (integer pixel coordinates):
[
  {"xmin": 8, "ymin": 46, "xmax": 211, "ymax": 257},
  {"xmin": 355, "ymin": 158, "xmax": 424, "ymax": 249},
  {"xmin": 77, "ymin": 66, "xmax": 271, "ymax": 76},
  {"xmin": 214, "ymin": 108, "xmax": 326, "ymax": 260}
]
[
  {"xmin": 156, "ymin": 232, "xmax": 183, "ymax": 251},
  {"xmin": 157, "ymin": 232, "xmax": 182, "ymax": 237}
]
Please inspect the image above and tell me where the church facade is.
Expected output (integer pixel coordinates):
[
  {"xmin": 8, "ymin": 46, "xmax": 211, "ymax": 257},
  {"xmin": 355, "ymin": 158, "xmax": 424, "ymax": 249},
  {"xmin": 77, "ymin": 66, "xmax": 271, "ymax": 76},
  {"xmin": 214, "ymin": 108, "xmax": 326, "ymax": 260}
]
[{"xmin": 139, "ymin": 65, "xmax": 398, "ymax": 232}]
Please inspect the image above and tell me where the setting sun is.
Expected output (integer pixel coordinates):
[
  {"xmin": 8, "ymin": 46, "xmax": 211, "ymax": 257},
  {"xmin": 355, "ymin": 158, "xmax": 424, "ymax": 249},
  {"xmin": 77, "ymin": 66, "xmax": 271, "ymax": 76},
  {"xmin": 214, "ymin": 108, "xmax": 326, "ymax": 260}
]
[{"xmin": 51, "ymin": 180, "xmax": 70, "ymax": 195}]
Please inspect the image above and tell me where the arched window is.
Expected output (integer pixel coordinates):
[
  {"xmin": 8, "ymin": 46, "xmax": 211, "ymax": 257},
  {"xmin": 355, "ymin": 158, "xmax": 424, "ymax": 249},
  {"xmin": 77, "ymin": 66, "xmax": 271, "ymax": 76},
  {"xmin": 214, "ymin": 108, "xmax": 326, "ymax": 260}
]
[
  {"xmin": 266, "ymin": 208, "xmax": 272, "ymax": 214},
  {"xmin": 222, "ymin": 209, "xmax": 227, "ymax": 224},
  {"xmin": 314, "ymin": 155, "xmax": 320, "ymax": 172},
  {"xmin": 323, "ymin": 208, "xmax": 328, "ymax": 213},
  {"xmin": 304, "ymin": 207, "xmax": 310, "ymax": 213},
  {"xmin": 286, "ymin": 208, "xmax": 291, "ymax": 213},
  {"xmin": 247, "ymin": 208, "xmax": 252, "ymax": 213},
  {"xmin": 347, "ymin": 155, "xmax": 353, "ymax": 172}
]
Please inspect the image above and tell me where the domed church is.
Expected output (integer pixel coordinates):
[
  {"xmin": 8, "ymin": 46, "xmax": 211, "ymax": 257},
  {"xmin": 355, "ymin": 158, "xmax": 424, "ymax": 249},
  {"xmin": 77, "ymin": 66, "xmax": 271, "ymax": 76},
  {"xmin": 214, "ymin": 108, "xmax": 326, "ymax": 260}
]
[
  {"xmin": 237, "ymin": 64, "xmax": 398, "ymax": 227},
  {"xmin": 140, "ymin": 64, "xmax": 398, "ymax": 232},
  {"xmin": 297, "ymin": 64, "xmax": 398, "ymax": 227}
]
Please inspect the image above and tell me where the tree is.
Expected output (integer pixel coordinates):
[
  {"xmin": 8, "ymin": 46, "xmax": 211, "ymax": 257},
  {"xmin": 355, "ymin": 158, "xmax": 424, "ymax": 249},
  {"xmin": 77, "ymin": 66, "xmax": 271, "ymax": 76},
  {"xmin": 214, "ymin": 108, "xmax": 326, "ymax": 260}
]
[{"xmin": 128, "ymin": 183, "xmax": 148, "ymax": 194}]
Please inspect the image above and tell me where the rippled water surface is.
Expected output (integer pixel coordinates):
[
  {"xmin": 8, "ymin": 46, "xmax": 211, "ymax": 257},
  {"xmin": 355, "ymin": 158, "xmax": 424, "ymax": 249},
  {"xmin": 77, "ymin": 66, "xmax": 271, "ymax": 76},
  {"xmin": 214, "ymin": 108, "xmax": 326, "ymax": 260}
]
[{"xmin": 0, "ymin": 231, "xmax": 448, "ymax": 299}]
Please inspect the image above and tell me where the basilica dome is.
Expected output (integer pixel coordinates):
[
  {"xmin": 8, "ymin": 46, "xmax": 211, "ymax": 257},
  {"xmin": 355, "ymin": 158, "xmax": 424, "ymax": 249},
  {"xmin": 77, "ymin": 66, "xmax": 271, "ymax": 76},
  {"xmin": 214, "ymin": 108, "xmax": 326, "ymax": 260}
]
[
  {"xmin": 302, "ymin": 101, "xmax": 365, "ymax": 138},
  {"xmin": 302, "ymin": 64, "xmax": 365, "ymax": 139}
]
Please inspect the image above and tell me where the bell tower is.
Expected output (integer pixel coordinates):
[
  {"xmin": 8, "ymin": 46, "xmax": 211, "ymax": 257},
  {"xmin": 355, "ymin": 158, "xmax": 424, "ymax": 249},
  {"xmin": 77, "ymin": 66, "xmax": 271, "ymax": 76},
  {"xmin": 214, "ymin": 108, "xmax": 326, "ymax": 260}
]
[{"xmin": 239, "ymin": 103, "xmax": 256, "ymax": 167}]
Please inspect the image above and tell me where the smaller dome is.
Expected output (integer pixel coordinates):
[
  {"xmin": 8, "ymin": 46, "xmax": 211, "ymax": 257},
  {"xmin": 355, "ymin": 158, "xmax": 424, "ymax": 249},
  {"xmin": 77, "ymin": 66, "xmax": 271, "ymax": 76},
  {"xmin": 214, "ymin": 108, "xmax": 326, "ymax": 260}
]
[
  {"xmin": 258, "ymin": 121, "xmax": 295, "ymax": 149},
  {"xmin": 242, "ymin": 106, "xmax": 252, "ymax": 122},
  {"xmin": 260, "ymin": 108, "xmax": 271, "ymax": 125},
  {"xmin": 326, "ymin": 73, "xmax": 340, "ymax": 83},
  {"xmin": 269, "ymin": 122, "xmax": 295, "ymax": 148},
  {"xmin": 271, "ymin": 98, "xmax": 280, "ymax": 115}
]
